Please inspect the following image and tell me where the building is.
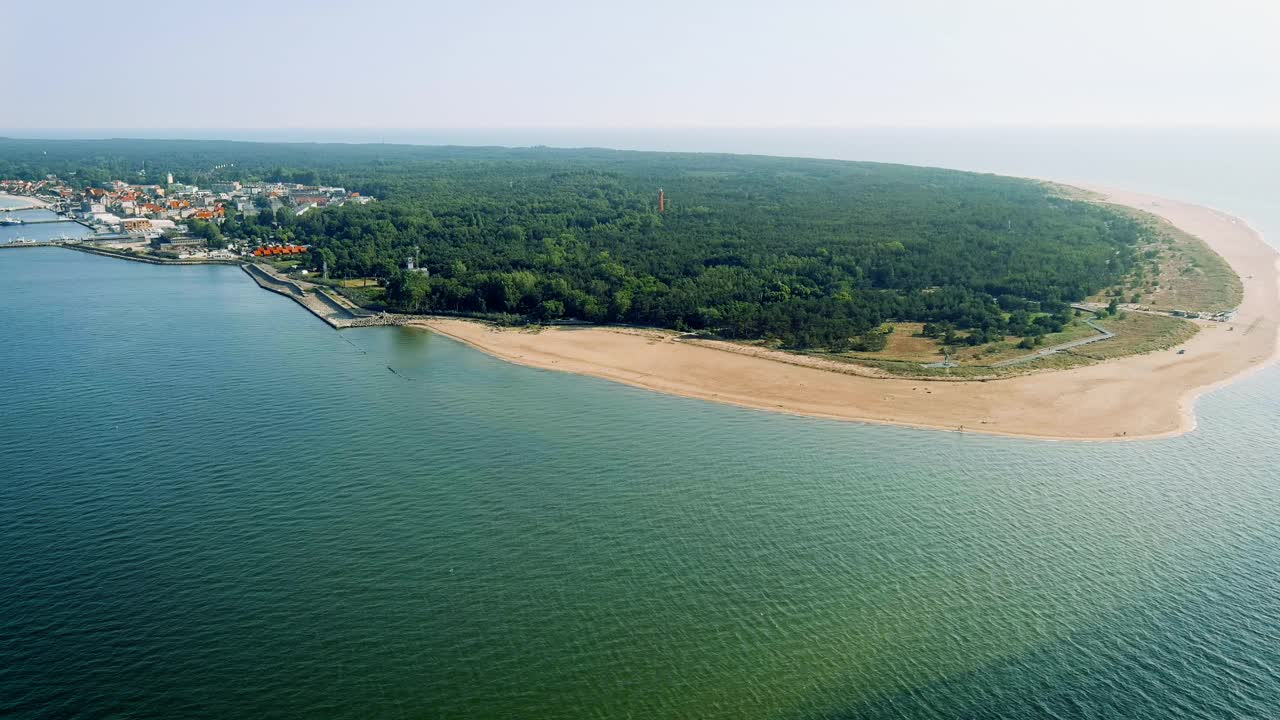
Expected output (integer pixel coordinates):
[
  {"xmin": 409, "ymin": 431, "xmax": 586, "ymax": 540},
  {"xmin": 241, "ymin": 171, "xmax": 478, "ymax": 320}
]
[
  {"xmin": 151, "ymin": 236, "xmax": 206, "ymax": 253},
  {"xmin": 252, "ymin": 244, "xmax": 308, "ymax": 257},
  {"xmin": 122, "ymin": 218, "xmax": 153, "ymax": 234},
  {"xmin": 190, "ymin": 207, "xmax": 225, "ymax": 221}
]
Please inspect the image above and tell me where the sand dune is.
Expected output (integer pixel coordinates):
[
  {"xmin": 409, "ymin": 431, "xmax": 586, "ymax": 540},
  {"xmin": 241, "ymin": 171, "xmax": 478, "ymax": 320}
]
[{"xmin": 413, "ymin": 188, "xmax": 1279, "ymax": 441}]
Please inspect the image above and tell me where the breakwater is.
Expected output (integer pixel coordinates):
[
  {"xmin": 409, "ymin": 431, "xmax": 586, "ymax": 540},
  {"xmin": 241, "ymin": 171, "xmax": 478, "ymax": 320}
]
[
  {"xmin": 241, "ymin": 264, "xmax": 407, "ymax": 329},
  {"xmin": 65, "ymin": 244, "xmax": 242, "ymax": 265},
  {"xmin": 8, "ymin": 240, "xmax": 415, "ymax": 330}
]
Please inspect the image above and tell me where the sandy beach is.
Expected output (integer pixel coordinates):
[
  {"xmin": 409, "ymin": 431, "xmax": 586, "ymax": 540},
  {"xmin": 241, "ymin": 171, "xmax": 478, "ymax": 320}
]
[
  {"xmin": 0, "ymin": 193, "xmax": 50, "ymax": 210},
  {"xmin": 411, "ymin": 188, "xmax": 1280, "ymax": 441}
]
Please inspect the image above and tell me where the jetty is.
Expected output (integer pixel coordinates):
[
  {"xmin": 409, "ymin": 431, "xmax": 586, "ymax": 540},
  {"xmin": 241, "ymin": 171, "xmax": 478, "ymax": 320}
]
[
  {"xmin": 0, "ymin": 241, "xmax": 58, "ymax": 249},
  {"xmin": 241, "ymin": 263, "xmax": 408, "ymax": 329},
  {"xmin": 2, "ymin": 240, "xmax": 409, "ymax": 329},
  {"xmin": 3, "ymin": 217, "xmax": 91, "ymax": 226}
]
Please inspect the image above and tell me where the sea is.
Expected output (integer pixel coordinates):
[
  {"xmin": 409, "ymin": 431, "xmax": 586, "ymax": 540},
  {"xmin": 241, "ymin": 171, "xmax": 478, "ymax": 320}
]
[
  {"xmin": 1, "ymin": 129, "xmax": 1278, "ymax": 719},
  {"xmin": 0, "ymin": 194, "xmax": 91, "ymax": 244}
]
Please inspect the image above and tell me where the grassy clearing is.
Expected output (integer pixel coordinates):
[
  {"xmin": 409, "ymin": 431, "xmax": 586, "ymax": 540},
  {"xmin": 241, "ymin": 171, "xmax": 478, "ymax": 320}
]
[
  {"xmin": 948, "ymin": 321, "xmax": 1099, "ymax": 365},
  {"xmin": 802, "ymin": 311, "xmax": 1197, "ymax": 379},
  {"xmin": 846, "ymin": 323, "xmax": 942, "ymax": 363},
  {"xmin": 835, "ymin": 319, "xmax": 1100, "ymax": 367},
  {"xmin": 1072, "ymin": 312, "xmax": 1198, "ymax": 360},
  {"xmin": 1095, "ymin": 208, "xmax": 1242, "ymax": 314},
  {"xmin": 263, "ymin": 258, "xmax": 302, "ymax": 272}
]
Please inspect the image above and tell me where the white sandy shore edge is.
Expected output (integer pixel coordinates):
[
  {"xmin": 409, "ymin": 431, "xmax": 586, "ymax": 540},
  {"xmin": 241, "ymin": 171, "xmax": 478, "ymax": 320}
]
[
  {"xmin": 410, "ymin": 187, "xmax": 1280, "ymax": 442},
  {"xmin": 0, "ymin": 193, "xmax": 50, "ymax": 209}
]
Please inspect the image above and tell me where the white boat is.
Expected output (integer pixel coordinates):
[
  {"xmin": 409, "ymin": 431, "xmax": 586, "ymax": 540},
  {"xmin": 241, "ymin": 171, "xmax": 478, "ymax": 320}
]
[{"xmin": 0, "ymin": 216, "xmax": 23, "ymax": 226}]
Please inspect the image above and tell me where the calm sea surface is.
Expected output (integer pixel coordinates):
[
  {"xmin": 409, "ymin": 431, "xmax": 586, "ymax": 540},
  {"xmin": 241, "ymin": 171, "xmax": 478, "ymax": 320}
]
[
  {"xmin": 0, "ymin": 195, "xmax": 91, "ymax": 244},
  {"xmin": 1, "ymin": 131, "xmax": 1279, "ymax": 719}
]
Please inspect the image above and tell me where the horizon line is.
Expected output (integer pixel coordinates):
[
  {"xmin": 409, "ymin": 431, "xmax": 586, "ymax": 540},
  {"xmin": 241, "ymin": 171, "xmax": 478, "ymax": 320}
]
[{"xmin": 3, "ymin": 122, "xmax": 1279, "ymax": 133}]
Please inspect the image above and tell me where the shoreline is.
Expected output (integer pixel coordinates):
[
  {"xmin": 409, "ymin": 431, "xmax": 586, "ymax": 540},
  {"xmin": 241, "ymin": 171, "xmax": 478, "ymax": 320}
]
[
  {"xmin": 408, "ymin": 187, "xmax": 1280, "ymax": 442},
  {"xmin": 0, "ymin": 193, "xmax": 51, "ymax": 210},
  {"xmin": 23, "ymin": 183, "xmax": 1275, "ymax": 442}
]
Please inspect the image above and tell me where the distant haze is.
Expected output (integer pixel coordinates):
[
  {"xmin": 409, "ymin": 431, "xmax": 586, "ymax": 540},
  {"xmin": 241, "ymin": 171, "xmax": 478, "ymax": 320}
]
[{"xmin": 8, "ymin": 0, "xmax": 1279, "ymax": 129}]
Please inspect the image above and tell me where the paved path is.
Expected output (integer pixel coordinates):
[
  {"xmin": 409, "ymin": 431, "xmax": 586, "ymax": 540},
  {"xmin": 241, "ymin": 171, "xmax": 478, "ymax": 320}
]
[{"xmin": 991, "ymin": 318, "xmax": 1114, "ymax": 367}]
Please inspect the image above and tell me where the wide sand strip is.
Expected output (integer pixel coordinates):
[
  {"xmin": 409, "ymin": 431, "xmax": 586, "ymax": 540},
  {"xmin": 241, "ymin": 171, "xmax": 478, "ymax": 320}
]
[
  {"xmin": 0, "ymin": 193, "xmax": 51, "ymax": 209},
  {"xmin": 413, "ymin": 188, "xmax": 1280, "ymax": 441}
]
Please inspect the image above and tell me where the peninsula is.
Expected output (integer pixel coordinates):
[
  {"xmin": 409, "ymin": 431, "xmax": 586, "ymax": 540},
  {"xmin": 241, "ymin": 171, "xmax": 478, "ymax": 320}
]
[
  {"xmin": 415, "ymin": 187, "xmax": 1276, "ymax": 440},
  {"xmin": 2, "ymin": 139, "xmax": 1270, "ymax": 439}
]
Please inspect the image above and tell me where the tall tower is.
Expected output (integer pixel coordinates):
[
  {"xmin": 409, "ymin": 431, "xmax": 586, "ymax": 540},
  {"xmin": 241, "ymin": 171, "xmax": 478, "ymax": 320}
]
[{"xmin": 659, "ymin": 188, "xmax": 665, "ymax": 214}]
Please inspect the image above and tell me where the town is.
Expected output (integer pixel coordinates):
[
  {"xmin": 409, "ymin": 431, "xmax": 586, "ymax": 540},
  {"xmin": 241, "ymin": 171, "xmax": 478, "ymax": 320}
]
[{"xmin": 0, "ymin": 174, "xmax": 373, "ymax": 260}]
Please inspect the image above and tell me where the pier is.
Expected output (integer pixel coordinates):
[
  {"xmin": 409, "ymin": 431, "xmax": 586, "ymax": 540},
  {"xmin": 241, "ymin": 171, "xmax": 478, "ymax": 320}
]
[
  {"xmin": 241, "ymin": 263, "xmax": 406, "ymax": 329},
  {"xmin": 0, "ymin": 241, "xmax": 58, "ymax": 249},
  {"xmin": 1, "ymin": 217, "xmax": 87, "ymax": 225},
  {"xmin": 1, "ymin": 201, "xmax": 112, "ymax": 231},
  {"xmin": 1, "ymin": 237, "xmax": 410, "ymax": 330}
]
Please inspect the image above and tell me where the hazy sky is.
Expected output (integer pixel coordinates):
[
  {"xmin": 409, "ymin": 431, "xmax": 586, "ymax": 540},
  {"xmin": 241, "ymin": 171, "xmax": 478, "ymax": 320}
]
[{"xmin": 6, "ymin": 0, "xmax": 1278, "ymax": 129}]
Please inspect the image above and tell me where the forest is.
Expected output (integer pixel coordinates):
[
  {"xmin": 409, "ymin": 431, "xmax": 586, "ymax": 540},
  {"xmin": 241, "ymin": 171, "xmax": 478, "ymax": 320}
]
[{"xmin": 0, "ymin": 138, "xmax": 1144, "ymax": 348}]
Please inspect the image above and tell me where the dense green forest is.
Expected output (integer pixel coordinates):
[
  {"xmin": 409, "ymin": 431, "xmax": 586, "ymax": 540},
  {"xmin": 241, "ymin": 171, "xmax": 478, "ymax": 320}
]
[{"xmin": 0, "ymin": 138, "xmax": 1143, "ymax": 348}]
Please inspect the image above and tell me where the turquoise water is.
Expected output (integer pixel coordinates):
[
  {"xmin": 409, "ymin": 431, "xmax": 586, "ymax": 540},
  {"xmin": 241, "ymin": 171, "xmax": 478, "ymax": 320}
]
[{"xmin": 3, "ymin": 132, "xmax": 1280, "ymax": 718}]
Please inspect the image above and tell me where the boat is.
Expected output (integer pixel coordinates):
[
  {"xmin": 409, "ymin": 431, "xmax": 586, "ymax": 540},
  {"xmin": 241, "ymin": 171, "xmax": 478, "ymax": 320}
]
[{"xmin": 0, "ymin": 216, "xmax": 23, "ymax": 226}]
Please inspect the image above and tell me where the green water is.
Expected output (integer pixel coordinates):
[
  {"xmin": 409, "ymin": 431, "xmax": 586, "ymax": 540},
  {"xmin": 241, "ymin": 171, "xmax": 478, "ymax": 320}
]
[{"xmin": 2, "ymin": 246, "xmax": 1278, "ymax": 719}]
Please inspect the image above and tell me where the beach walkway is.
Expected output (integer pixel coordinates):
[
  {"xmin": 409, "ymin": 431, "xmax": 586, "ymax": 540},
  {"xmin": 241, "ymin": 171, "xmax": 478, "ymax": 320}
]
[{"xmin": 991, "ymin": 317, "xmax": 1115, "ymax": 367}]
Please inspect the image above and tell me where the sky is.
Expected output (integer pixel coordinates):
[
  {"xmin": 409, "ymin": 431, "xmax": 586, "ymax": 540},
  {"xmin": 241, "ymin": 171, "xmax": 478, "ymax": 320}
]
[{"xmin": 5, "ymin": 0, "xmax": 1278, "ymax": 130}]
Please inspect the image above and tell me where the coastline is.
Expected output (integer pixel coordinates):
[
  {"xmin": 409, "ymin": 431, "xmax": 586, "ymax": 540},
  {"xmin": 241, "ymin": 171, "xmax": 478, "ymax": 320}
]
[
  {"xmin": 0, "ymin": 193, "xmax": 50, "ymax": 209},
  {"xmin": 18, "ymin": 183, "xmax": 1273, "ymax": 441},
  {"xmin": 409, "ymin": 187, "xmax": 1280, "ymax": 441}
]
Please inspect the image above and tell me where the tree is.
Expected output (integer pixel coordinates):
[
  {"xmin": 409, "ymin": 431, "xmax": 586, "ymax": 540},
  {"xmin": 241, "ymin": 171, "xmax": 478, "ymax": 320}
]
[
  {"xmin": 312, "ymin": 247, "xmax": 336, "ymax": 276},
  {"xmin": 188, "ymin": 218, "xmax": 224, "ymax": 248},
  {"xmin": 535, "ymin": 299, "xmax": 565, "ymax": 321},
  {"xmin": 0, "ymin": 139, "xmax": 1148, "ymax": 349}
]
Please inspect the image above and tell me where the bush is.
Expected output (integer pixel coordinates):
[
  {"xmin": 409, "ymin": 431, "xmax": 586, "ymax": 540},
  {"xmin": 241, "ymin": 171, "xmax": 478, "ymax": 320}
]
[{"xmin": 848, "ymin": 329, "xmax": 889, "ymax": 352}]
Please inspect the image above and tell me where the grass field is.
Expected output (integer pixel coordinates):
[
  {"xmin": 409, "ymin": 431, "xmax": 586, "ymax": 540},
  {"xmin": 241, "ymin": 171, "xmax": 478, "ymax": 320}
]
[
  {"xmin": 1072, "ymin": 312, "xmax": 1199, "ymax": 360},
  {"xmin": 805, "ymin": 310, "xmax": 1199, "ymax": 379},
  {"xmin": 336, "ymin": 277, "xmax": 380, "ymax": 288},
  {"xmin": 1095, "ymin": 208, "xmax": 1243, "ymax": 314},
  {"xmin": 835, "ymin": 318, "xmax": 1102, "ymax": 367},
  {"xmin": 262, "ymin": 258, "xmax": 302, "ymax": 272}
]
